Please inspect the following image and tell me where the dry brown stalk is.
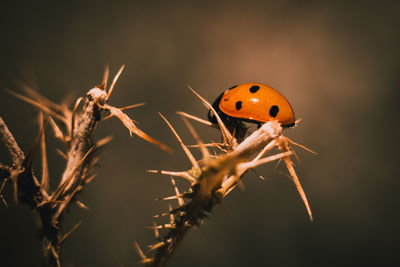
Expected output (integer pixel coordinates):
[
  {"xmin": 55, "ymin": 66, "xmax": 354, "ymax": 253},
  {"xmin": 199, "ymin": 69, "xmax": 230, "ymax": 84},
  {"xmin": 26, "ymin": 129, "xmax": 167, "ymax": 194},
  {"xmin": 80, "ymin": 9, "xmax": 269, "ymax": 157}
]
[
  {"xmin": 0, "ymin": 66, "xmax": 170, "ymax": 267},
  {"xmin": 137, "ymin": 87, "xmax": 314, "ymax": 266}
]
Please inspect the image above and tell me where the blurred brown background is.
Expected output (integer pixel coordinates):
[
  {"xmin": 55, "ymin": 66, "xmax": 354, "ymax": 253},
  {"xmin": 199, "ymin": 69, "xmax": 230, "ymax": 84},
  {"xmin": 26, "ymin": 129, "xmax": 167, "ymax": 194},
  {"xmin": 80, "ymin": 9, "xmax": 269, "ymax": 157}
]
[{"xmin": 1, "ymin": 1, "xmax": 399, "ymax": 266}]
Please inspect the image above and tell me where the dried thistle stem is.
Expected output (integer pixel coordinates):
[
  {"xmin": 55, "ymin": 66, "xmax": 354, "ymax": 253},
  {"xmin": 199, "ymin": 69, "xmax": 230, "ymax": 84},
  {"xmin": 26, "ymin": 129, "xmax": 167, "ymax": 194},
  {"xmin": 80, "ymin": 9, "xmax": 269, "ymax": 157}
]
[
  {"xmin": 58, "ymin": 88, "xmax": 105, "ymax": 191},
  {"xmin": 145, "ymin": 121, "xmax": 290, "ymax": 267},
  {"xmin": 1, "ymin": 67, "xmax": 170, "ymax": 267}
]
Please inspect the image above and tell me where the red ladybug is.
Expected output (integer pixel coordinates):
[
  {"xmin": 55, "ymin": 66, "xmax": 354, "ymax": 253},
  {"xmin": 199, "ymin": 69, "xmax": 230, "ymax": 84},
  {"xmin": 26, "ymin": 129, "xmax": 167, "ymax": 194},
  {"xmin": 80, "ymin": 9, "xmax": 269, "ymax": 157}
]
[{"xmin": 208, "ymin": 83, "xmax": 295, "ymax": 140}]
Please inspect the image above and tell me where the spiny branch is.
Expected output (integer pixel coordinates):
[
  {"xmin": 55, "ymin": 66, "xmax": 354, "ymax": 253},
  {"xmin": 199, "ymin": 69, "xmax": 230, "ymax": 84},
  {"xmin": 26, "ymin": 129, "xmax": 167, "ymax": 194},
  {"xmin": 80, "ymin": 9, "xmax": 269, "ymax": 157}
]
[{"xmin": 1, "ymin": 66, "xmax": 171, "ymax": 267}]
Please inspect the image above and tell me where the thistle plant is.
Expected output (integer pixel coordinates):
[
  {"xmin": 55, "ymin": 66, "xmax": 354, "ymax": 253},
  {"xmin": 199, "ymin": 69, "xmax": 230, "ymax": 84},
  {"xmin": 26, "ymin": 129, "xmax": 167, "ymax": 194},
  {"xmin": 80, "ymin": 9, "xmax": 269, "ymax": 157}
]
[
  {"xmin": 136, "ymin": 86, "xmax": 315, "ymax": 266},
  {"xmin": 0, "ymin": 66, "xmax": 170, "ymax": 267}
]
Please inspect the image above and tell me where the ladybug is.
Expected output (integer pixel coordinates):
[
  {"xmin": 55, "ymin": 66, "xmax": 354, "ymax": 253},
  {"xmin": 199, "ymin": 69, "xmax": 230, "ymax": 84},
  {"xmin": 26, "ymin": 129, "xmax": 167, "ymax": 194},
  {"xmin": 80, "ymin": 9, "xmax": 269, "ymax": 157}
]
[{"xmin": 208, "ymin": 83, "xmax": 295, "ymax": 141}]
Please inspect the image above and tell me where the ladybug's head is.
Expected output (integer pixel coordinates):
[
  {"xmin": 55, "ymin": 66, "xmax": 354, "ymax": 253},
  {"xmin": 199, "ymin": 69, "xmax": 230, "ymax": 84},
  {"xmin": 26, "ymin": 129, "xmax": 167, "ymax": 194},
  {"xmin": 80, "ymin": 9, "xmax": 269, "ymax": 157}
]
[
  {"xmin": 208, "ymin": 91, "xmax": 247, "ymax": 141},
  {"xmin": 207, "ymin": 92, "xmax": 225, "ymax": 124}
]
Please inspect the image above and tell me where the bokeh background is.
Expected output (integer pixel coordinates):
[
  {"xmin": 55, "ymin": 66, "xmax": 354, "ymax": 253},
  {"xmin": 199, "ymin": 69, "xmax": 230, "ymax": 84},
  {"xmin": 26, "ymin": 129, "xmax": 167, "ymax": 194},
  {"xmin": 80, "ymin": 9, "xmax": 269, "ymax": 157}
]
[{"xmin": 1, "ymin": 1, "xmax": 399, "ymax": 266}]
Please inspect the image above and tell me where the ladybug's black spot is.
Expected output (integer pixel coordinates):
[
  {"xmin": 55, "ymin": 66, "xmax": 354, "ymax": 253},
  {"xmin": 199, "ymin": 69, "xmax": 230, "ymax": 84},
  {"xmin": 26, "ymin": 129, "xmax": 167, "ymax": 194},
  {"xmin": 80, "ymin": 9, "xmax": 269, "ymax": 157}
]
[
  {"xmin": 249, "ymin": 85, "xmax": 260, "ymax": 93},
  {"xmin": 269, "ymin": 105, "xmax": 279, "ymax": 117},
  {"xmin": 235, "ymin": 101, "xmax": 242, "ymax": 110},
  {"xmin": 228, "ymin": 85, "xmax": 238, "ymax": 90},
  {"xmin": 223, "ymin": 98, "xmax": 229, "ymax": 101}
]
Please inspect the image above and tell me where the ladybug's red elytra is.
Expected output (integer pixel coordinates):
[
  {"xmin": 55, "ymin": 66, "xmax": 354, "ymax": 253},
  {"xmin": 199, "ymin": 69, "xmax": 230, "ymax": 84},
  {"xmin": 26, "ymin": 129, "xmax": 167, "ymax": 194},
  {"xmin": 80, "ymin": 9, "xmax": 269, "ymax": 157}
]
[{"xmin": 208, "ymin": 83, "xmax": 295, "ymax": 140}]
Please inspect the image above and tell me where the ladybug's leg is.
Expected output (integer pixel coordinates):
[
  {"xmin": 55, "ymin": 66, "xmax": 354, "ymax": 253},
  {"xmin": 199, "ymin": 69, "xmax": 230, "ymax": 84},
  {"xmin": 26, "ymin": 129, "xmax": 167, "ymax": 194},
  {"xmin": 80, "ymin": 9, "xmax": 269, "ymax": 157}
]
[
  {"xmin": 229, "ymin": 118, "xmax": 247, "ymax": 143},
  {"xmin": 234, "ymin": 126, "xmax": 247, "ymax": 143},
  {"xmin": 257, "ymin": 122, "xmax": 262, "ymax": 129}
]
